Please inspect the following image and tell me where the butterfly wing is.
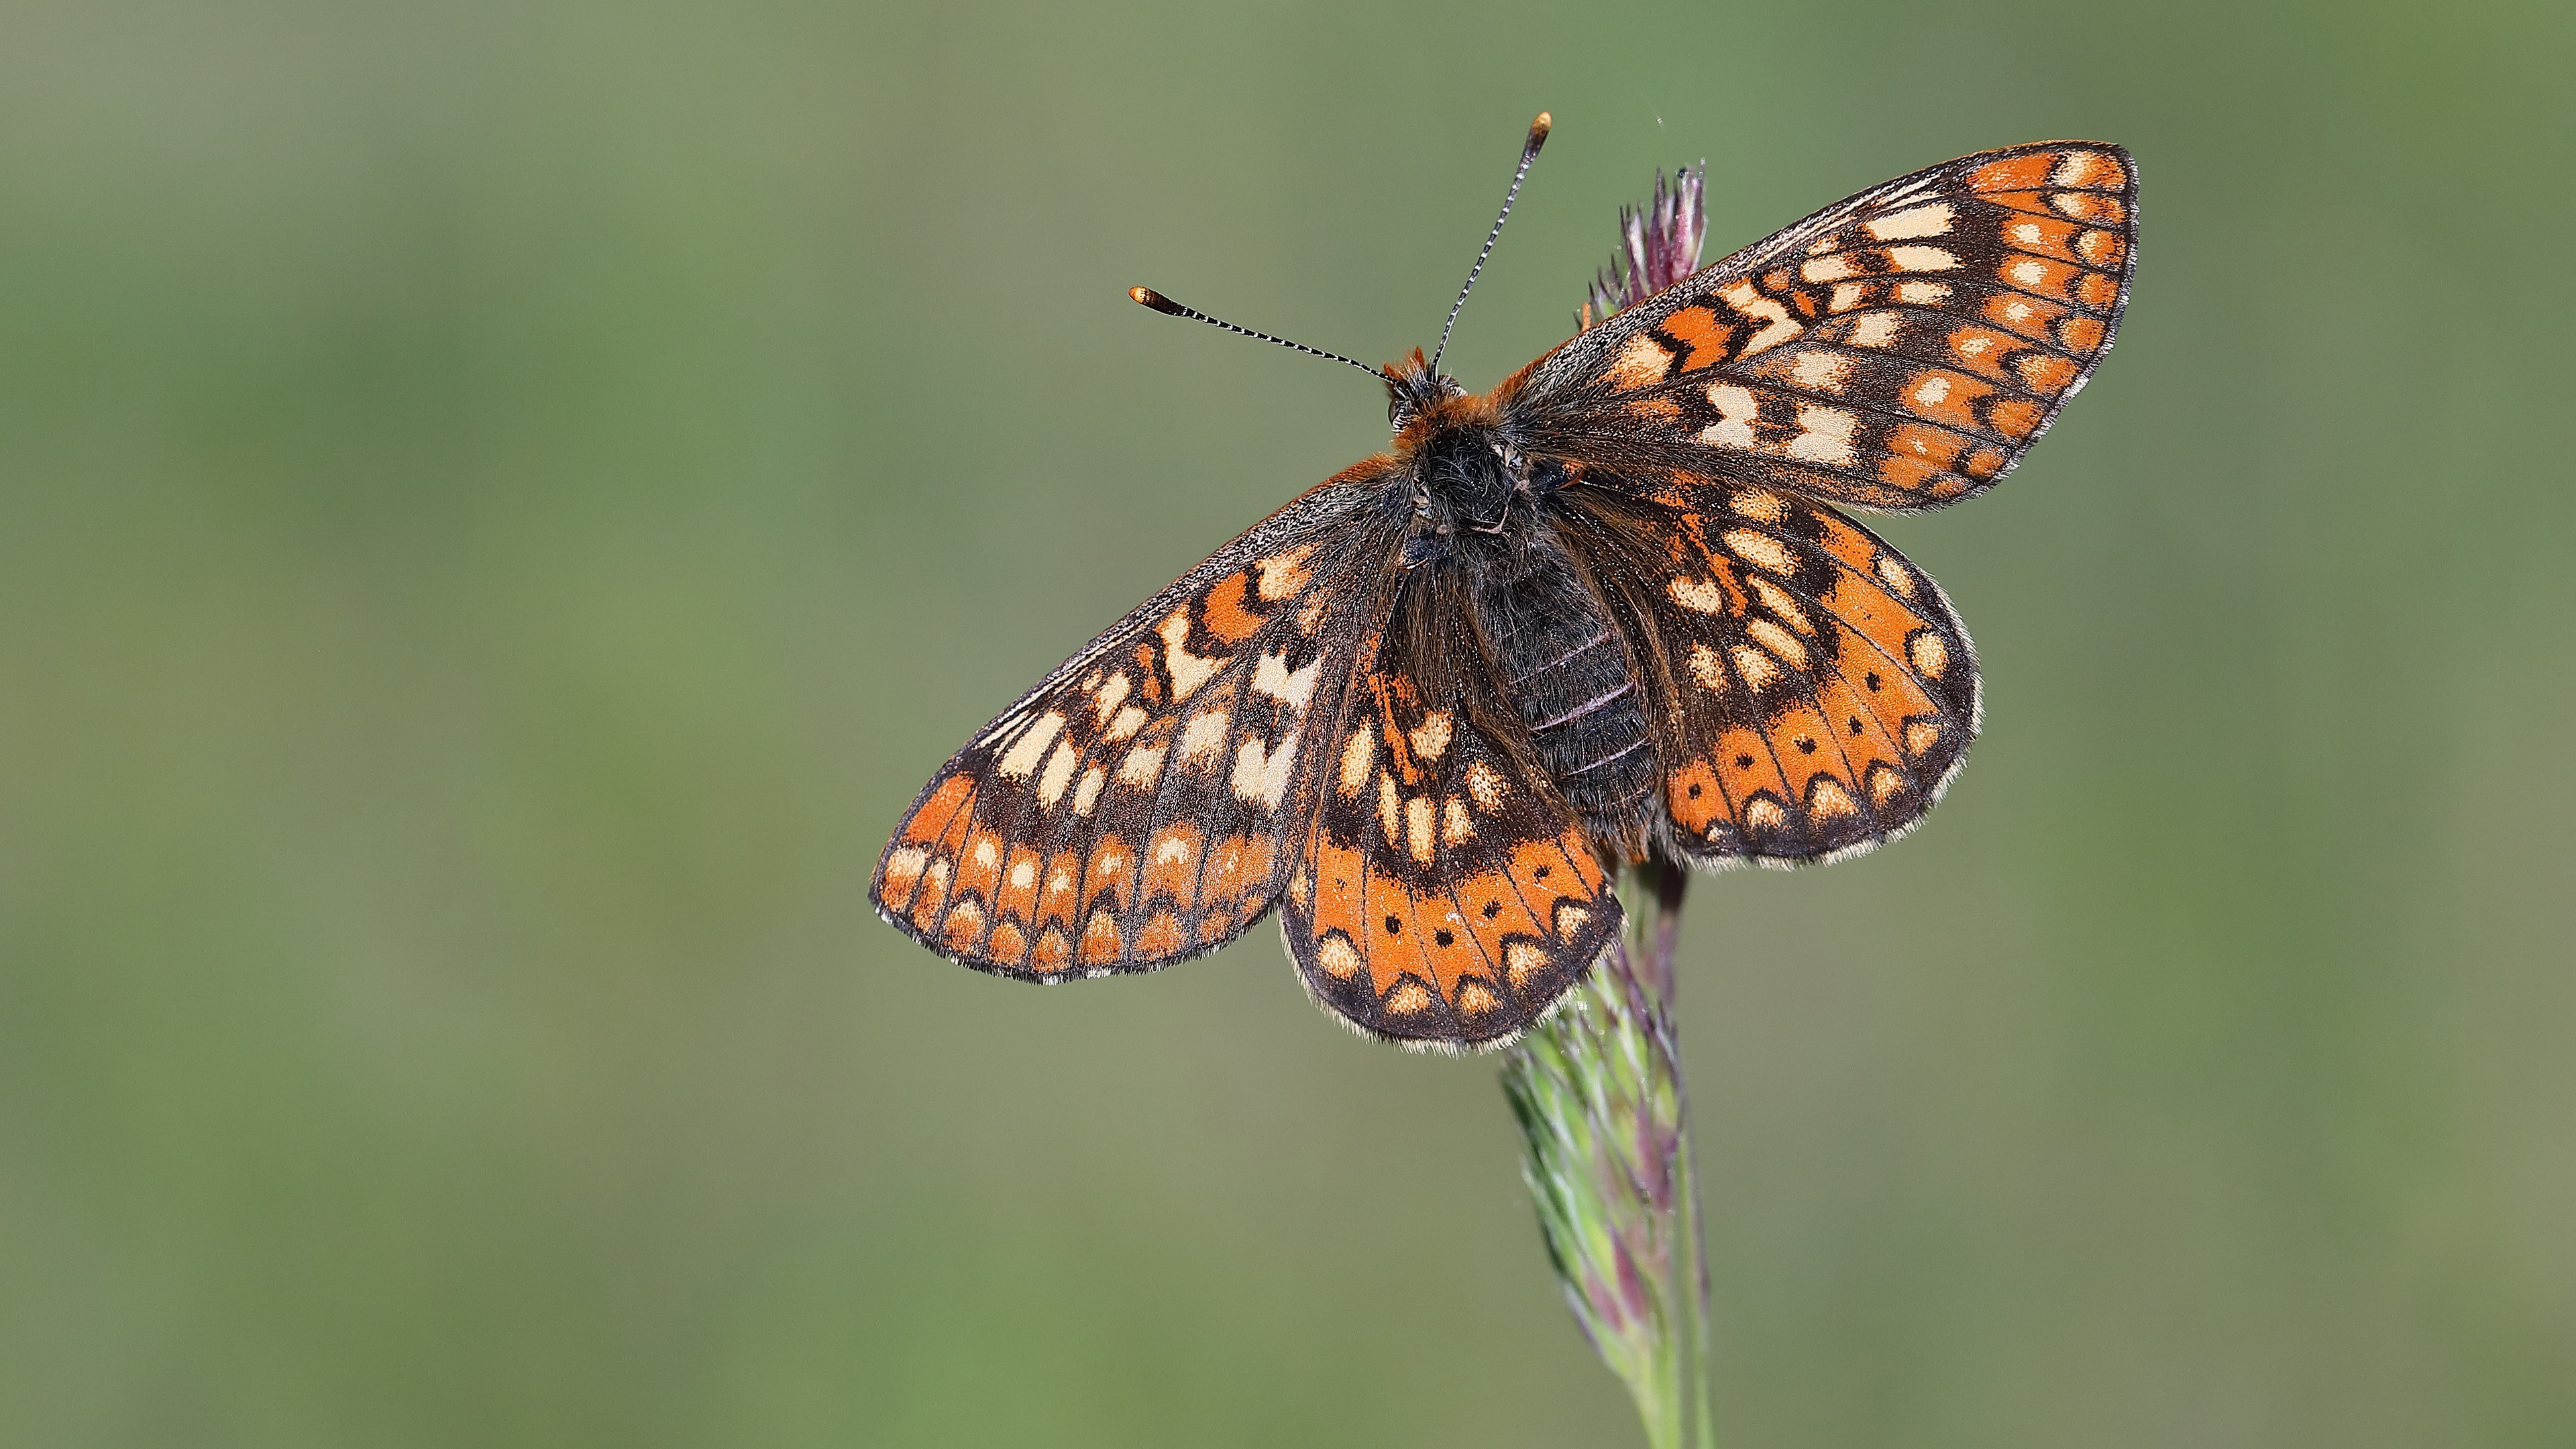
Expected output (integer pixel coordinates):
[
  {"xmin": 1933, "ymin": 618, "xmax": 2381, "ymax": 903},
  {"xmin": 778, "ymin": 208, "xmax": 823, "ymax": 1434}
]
[
  {"xmin": 873, "ymin": 464, "xmax": 1402, "ymax": 977},
  {"xmin": 1277, "ymin": 576, "xmax": 1623, "ymax": 1050},
  {"xmin": 1552, "ymin": 474, "xmax": 1978, "ymax": 865},
  {"xmin": 1522, "ymin": 143, "xmax": 2136, "ymax": 511}
]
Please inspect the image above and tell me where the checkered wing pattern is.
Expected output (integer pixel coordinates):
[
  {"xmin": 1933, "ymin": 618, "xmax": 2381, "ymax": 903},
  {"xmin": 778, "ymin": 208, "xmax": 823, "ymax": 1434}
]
[
  {"xmin": 1556, "ymin": 474, "xmax": 1978, "ymax": 864},
  {"xmin": 1525, "ymin": 144, "xmax": 2136, "ymax": 511},
  {"xmin": 1278, "ymin": 585, "xmax": 1621, "ymax": 1049},
  {"xmin": 871, "ymin": 467, "xmax": 1399, "ymax": 979}
]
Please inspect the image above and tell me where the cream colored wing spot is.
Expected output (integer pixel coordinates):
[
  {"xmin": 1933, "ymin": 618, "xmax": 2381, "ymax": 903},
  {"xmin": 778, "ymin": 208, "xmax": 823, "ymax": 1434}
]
[
  {"xmin": 2051, "ymin": 150, "xmax": 2111, "ymax": 186},
  {"xmin": 1407, "ymin": 710, "xmax": 1454, "ymax": 762},
  {"xmin": 1904, "ymin": 720, "xmax": 1943, "ymax": 756},
  {"xmin": 1116, "ymin": 743, "xmax": 1167, "ymax": 787},
  {"xmin": 1504, "ymin": 941, "xmax": 1548, "ymax": 989},
  {"xmin": 1104, "ymin": 705, "xmax": 1147, "ymax": 741},
  {"xmin": 1090, "ymin": 672, "xmax": 1132, "ymax": 724},
  {"xmin": 1701, "ymin": 383, "xmax": 1759, "ymax": 448},
  {"xmin": 1875, "ymin": 553, "xmax": 1918, "ymax": 598},
  {"xmin": 1254, "ymin": 545, "xmax": 1316, "ymax": 601},
  {"xmin": 1464, "ymin": 759, "xmax": 1509, "ymax": 808},
  {"xmin": 1809, "ymin": 776, "xmax": 1859, "ymax": 820},
  {"xmin": 1686, "ymin": 643, "xmax": 1727, "ymax": 690},
  {"xmin": 1670, "ymin": 576, "xmax": 1726, "ymax": 613},
  {"xmin": 1912, "ymin": 374, "xmax": 1951, "ymax": 407},
  {"xmin": 1721, "ymin": 281, "xmax": 1804, "ymax": 355},
  {"xmin": 1784, "ymin": 405, "xmax": 1859, "ymax": 467},
  {"xmin": 1744, "ymin": 797, "xmax": 1788, "ymax": 830},
  {"xmin": 1609, "ymin": 333, "xmax": 1676, "ymax": 390},
  {"xmin": 1732, "ymin": 645, "xmax": 1782, "ymax": 690},
  {"xmin": 1729, "ymin": 486, "xmax": 1788, "ymax": 521},
  {"xmin": 996, "ymin": 712, "xmax": 1067, "ymax": 779},
  {"xmin": 1385, "ymin": 981, "xmax": 1435, "ymax": 1016},
  {"xmin": 1908, "ymin": 631, "xmax": 1949, "ymax": 679},
  {"xmin": 1157, "ymin": 612, "xmax": 1222, "ymax": 700},
  {"xmin": 1252, "ymin": 649, "xmax": 1321, "ymax": 709},
  {"xmin": 1801, "ymin": 254, "xmax": 1858, "ymax": 284},
  {"xmin": 1405, "ymin": 796, "xmax": 1436, "ymax": 865},
  {"xmin": 1886, "ymin": 246, "xmax": 1958, "ymax": 272},
  {"xmin": 1231, "ymin": 735, "xmax": 1297, "ymax": 808},
  {"xmin": 1788, "ymin": 352, "xmax": 1854, "ymax": 393},
  {"xmin": 1720, "ymin": 529, "xmax": 1798, "ymax": 575},
  {"xmin": 1849, "ymin": 313, "xmax": 1903, "ymax": 348},
  {"xmin": 1338, "ymin": 729, "xmax": 1375, "ymax": 797},
  {"xmin": 1318, "ymin": 932, "xmax": 1363, "ymax": 980},
  {"xmin": 884, "ymin": 847, "xmax": 928, "ymax": 887},
  {"xmin": 1442, "ymin": 797, "xmax": 1473, "ymax": 845},
  {"xmin": 1456, "ymin": 981, "xmax": 1499, "ymax": 1015},
  {"xmin": 1036, "ymin": 740, "xmax": 1079, "ymax": 806},
  {"xmin": 1747, "ymin": 576, "xmax": 1812, "ymax": 632},
  {"xmin": 1178, "ymin": 709, "xmax": 1231, "ymax": 765},
  {"xmin": 1746, "ymin": 619, "xmax": 1808, "ymax": 669},
  {"xmin": 1866, "ymin": 202, "xmax": 1955, "ymax": 239}
]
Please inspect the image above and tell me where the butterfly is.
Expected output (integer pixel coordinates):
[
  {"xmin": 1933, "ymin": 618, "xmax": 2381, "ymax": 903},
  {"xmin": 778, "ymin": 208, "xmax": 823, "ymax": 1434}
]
[{"xmin": 873, "ymin": 114, "xmax": 2136, "ymax": 1051}]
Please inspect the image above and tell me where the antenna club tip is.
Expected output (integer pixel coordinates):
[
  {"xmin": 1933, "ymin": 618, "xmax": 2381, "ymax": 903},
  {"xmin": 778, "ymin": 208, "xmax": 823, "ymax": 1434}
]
[
  {"xmin": 1527, "ymin": 111, "xmax": 1552, "ymax": 147},
  {"xmin": 1129, "ymin": 286, "xmax": 1183, "ymax": 315}
]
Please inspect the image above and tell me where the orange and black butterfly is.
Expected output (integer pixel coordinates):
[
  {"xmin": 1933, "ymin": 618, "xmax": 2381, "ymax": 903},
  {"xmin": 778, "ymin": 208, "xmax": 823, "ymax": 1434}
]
[{"xmin": 874, "ymin": 114, "xmax": 2136, "ymax": 1050}]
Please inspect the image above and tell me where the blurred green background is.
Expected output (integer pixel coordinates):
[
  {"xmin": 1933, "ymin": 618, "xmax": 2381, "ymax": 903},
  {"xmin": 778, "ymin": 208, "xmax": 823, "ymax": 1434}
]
[{"xmin": 4, "ymin": 1, "xmax": 2571, "ymax": 1444}]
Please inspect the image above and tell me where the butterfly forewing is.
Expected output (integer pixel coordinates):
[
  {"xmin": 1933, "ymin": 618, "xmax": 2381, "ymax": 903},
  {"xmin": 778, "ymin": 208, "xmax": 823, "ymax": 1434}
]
[
  {"xmin": 1557, "ymin": 474, "xmax": 1978, "ymax": 865},
  {"xmin": 1278, "ymin": 592, "xmax": 1621, "ymax": 1048},
  {"xmin": 1526, "ymin": 144, "xmax": 2136, "ymax": 512},
  {"xmin": 873, "ymin": 466, "xmax": 1399, "ymax": 978}
]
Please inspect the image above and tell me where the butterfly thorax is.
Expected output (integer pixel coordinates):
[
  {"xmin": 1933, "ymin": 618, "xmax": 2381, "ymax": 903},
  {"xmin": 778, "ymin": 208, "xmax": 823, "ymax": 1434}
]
[{"xmin": 1386, "ymin": 375, "xmax": 1546, "ymax": 566}]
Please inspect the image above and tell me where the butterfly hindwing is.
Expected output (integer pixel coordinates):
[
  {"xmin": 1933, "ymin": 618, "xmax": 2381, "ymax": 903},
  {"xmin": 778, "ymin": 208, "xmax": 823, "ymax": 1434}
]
[
  {"xmin": 1525, "ymin": 144, "xmax": 2136, "ymax": 512},
  {"xmin": 872, "ymin": 466, "xmax": 1399, "ymax": 978},
  {"xmin": 1277, "ymin": 585, "xmax": 1622, "ymax": 1049},
  {"xmin": 1554, "ymin": 473, "xmax": 1978, "ymax": 865}
]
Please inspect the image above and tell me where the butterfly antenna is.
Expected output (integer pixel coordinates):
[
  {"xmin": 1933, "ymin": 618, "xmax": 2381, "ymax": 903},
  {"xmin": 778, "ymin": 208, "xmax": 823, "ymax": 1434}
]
[
  {"xmin": 1127, "ymin": 287, "xmax": 1382, "ymax": 380},
  {"xmin": 1430, "ymin": 111, "xmax": 1551, "ymax": 375}
]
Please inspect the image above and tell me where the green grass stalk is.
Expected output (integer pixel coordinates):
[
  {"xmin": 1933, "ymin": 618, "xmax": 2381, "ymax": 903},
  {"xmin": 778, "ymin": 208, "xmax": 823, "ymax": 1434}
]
[{"xmin": 1502, "ymin": 857, "xmax": 1715, "ymax": 1449}]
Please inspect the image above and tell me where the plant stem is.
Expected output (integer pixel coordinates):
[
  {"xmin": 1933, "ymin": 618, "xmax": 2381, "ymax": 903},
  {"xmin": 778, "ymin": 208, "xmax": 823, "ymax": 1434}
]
[{"xmin": 1502, "ymin": 853, "xmax": 1714, "ymax": 1448}]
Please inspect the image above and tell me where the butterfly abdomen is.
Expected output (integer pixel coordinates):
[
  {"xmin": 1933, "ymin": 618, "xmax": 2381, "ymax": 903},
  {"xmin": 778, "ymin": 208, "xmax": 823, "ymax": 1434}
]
[{"xmin": 1473, "ymin": 549, "xmax": 1658, "ymax": 861}]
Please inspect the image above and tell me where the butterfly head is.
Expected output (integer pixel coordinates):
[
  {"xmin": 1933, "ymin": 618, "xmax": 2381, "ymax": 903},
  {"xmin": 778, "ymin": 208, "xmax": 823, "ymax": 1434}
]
[{"xmin": 1380, "ymin": 347, "xmax": 1465, "ymax": 435}]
